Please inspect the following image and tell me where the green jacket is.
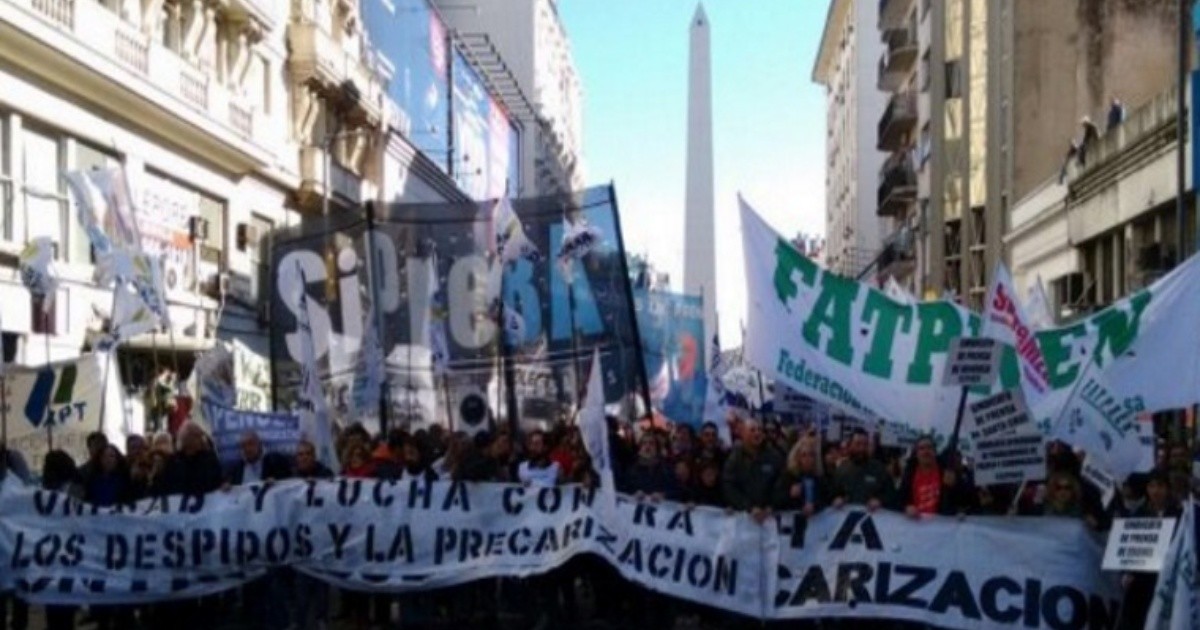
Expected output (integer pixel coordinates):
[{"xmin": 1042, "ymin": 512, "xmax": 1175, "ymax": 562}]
[
  {"xmin": 722, "ymin": 444, "xmax": 785, "ymax": 511},
  {"xmin": 833, "ymin": 458, "xmax": 895, "ymax": 507}
]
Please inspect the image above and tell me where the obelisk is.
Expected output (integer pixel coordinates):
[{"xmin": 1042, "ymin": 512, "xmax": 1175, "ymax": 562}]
[{"xmin": 684, "ymin": 3, "xmax": 717, "ymax": 341}]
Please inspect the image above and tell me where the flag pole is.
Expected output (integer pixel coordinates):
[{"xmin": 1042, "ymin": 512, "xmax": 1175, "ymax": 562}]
[
  {"xmin": 43, "ymin": 309, "xmax": 54, "ymax": 449},
  {"xmin": 364, "ymin": 201, "xmax": 389, "ymax": 435},
  {"xmin": 607, "ymin": 184, "xmax": 654, "ymax": 423}
]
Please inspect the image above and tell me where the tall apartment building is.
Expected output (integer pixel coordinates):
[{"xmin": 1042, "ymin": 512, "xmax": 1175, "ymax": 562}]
[
  {"xmin": 813, "ymin": 0, "xmax": 888, "ymax": 280},
  {"xmin": 432, "ymin": 0, "xmax": 585, "ymax": 196},
  {"xmin": 880, "ymin": 0, "xmax": 1180, "ymax": 307}
]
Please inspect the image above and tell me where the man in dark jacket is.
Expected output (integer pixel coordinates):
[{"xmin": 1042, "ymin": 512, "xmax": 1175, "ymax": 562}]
[
  {"xmin": 224, "ymin": 430, "xmax": 292, "ymax": 485},
  {"xmin": 722, "ymin": 419, "xmax": 784, "ymax": 522},
  {"xmin": 833, "ymin": 429, "xmax": 894, "ymax": 510},
  {"xmin": 292, "ymin": 439, "xmax": 333, "ymax": 480},
  {"xmin": 158, "ymin": 423, "xmax": 222, "ymax": 496}
]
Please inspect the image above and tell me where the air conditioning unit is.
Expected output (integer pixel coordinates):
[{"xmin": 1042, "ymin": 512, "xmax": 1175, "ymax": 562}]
[
  {"xmin": 189, "ymin": 216, "xmax": 210, "ymax": 242},
  {"xmin": 236, "ymin": 223, "xmax": 260, "ymax": 252}
]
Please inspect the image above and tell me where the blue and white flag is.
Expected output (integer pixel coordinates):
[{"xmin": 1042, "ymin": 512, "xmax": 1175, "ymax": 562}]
[
  {"xmin": 487, "ymin": 197, "xmax": 539, "ymax": 264},
  {"xmin": 352, "ymin": 304, "xmax": 385, "ymax": 420},
  {"xmin": 18, "ymin": 237, "xmax": 58, "ymax": 314},
  {"xmin": 703, "ymin": 330, "xmax": 731, "ymax": 444},
  {"xmin": 1144, "ymin": 501, "xmax": 1198, "ymax": 630},
  {"xmin": 292, "ymin": 262, "xmax": 338, "ymax": 470}
]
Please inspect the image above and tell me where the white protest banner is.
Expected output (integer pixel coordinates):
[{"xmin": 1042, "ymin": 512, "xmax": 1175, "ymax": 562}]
[
  {"xmin": 968, "ymin": 390, "xmax": 1033, "ymax": 441},
  {"xmin": 3, "ymin": 353, "xmax": 123, "ymax": 472},
  {"xmin": 202, "ymin": 398, "xmax": 301, "ymax": 466},
  {"xmin": 943, "ymin": 337, "xmax": 1002, "ymax": 387},
  {"xmin": 1143, "ymin": 502, "xmax": 1198, "ymax": 630},
  {"xmin": 0, "ymin": 478, "xmax": 764, "ymax": 616},
  {"xmin": 741, "ymin": 198, "xmax": 1200, "ymax": 476},
  {"xmin": 972, "ymin": 432, "xmax": 1046, "ymax": 486},
  {"xmin": 1102, "ymin": 517, "xmax": 1177, "ymax": 573},
  {"xmin": 1081, "ymin": 455, "xmax": 1117, "ymax": 508},
  {"xmin": 770, "ymin": 508, "xmax": 1122, "ymax": 629}
]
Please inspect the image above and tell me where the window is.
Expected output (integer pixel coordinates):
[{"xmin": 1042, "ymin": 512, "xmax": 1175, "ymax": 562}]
[
  {"xmin": 198, "ymin": 193, "xmax": 225, "ymax": 270},
  {"xmin": 945, "ymin": 60, "xmax": 963, "ymax": 99},
  {"xmin": 0, "ymin": 115, "xmax": 11, "ymax": 242},
  {"xmin": 920, "ymin": 51, "xmax": 931, "ymax": 92},
  {"xmin": 259, "ymin": 55, "xmax": 271, "ymax": 115},
  {"xmin": 249, "ymin": 213, "xmax": 273, "ymax": 304},
  {"xmin": 21, "ymin": 127, "xmax": 65, "ymax": 255}
]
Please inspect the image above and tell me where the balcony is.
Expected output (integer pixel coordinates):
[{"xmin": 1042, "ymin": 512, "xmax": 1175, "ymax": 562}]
[
  {"xmin": 879, "ymin": 0, "xmax": 914, "ymax": 31},
  {"xmin": 877, "ymin": 27, "xmax": 918, "ymax": 92},
  {"xmin": 0, "ymin": 0, "xmax": 270, "ymax": 168},
  {"xmin": 877, "ymin": 91, "xmax": 917, "ymax": 151},
  {"xmin": 288, "ymin": 22, "xmax": 384, "ymax": 127},
  {"xmin": 297, "ymin": 145, "xmax": 363, "ymax": 211},
  {"xmin": 878, "ymin": 227, "xmax": 917, "ymax": 281},
  {"xmin": 877, "ymin": 152, "xmax": 916, "ymax": 217}
]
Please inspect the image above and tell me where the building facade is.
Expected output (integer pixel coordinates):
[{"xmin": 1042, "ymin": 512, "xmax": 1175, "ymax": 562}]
[
  {"xmin": 813, "ymin": 0, "xmax": 888, "ymax": 280},
  {"xmin": 885, "ymin": 0, "xmax": 1181, "ymax": 307},
  {"xmin": 0, "ymin": 0, "xmax": 544, "ymax": 431},
  {"xmin": 431, "ymin": 0, "xmax": 584, "ymax": 196}
]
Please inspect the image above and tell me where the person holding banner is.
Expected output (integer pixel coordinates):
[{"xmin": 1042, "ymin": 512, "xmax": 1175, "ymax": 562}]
[
  {"xmin": 40, "ymin": 450, "xmax": 83, "ymax": 630},
  {"xmin": 224, "ymin": 431, "xmax": 292, "ymax": 486},
  {"xmin": 832, "ymin": 429, "xmax": 894, "ymax": 511},
  {"xmin": 157, "ymin": 424, "xmax": 222, "ymax": 497},
  {"xmin": 898, "ymin": 436, "xmax": 976, "ymax": 518},
  {"xmin": 772, "ymin": 442, "xmax": 830, "ymax": 516},
  {"xmin": 1118, "ymin": 470, "xmax": 1182, "ymax": 629},
  {"xmin": 722, "ymin": 419, "xmax": 784, "ymax": 522},
  {"xmin": 292, "ymin": 439, "xmax": 333, "ymax": 480}
]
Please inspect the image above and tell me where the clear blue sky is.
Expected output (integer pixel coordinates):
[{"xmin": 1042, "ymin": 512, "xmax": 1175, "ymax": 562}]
[{"xmin": 558, "ymin": 0, "xmax": 829, "ymax": 345}]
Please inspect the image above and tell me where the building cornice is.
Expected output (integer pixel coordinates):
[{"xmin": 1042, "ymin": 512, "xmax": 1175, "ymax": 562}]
[{"xmin": 812, "ymin": 0, "xmax": 850, "ymax": 86}]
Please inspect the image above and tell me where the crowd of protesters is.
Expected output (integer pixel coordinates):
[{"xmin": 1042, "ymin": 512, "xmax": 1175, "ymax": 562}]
[{"xmin": 1, "ymin": 412, "xmax": 1198, "ymax": 629}]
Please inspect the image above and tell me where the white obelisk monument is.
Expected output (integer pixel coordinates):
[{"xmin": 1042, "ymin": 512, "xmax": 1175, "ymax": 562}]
[{"xmin": 684, "ymin": 3, "xmax": 717, "ymax": 341}]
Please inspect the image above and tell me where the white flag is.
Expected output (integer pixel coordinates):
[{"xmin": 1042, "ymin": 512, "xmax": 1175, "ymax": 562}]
[
  {"xmin": 1026, "ymin": 275, "xmax": 1055, "ymax": 330},
  {"xmin": 65, "ymin": 167, "xmax": 142, "ymax": 256},
  {"xmin": 557, "ymin": 216, "xmax": 602, "ymax": 282},
  {"xmin": 1144, "ymin": 501, "xmax": 1198, "ymax": 630},
  {"xmin": 486, "ymin": 197, "xmax": 539, "ymax": 263},
  {"xmin": 19, "ymin": 237, "xmax": 58, "ymax": 314},
  {"xmin": 982, "ymin": 262, "xmax": 1051, "ymax": 406},
  {"xmin": 579, "ymin": 351, "xmax": 610, "ymax": 474},
  {"xmin": 292, "ymin": 262, "xmax": 339, "ymax": 470}
]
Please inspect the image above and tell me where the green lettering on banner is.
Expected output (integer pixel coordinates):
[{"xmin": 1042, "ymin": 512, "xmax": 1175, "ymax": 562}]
[
  {"xmin": 1038, "ymin": 324, "xmax": 1087, "ymax": 389},
  {"xmin": 773, "ymin": 239, "xmax": 818, "ymax": 306},
  {"xmin": 860, "ymin": 291, "xmax": 914, "ymax": 379},
  {"xmin": 802, "ymin": 273, "xmax": 858, "ymax": 366},
  {"xmin": 905, "ymin": 302, "xmax": 962, "ymax": 385},
  {"xmin": 1091, "ymin": 291, "xmax": 1151, "ymax": 368}
]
